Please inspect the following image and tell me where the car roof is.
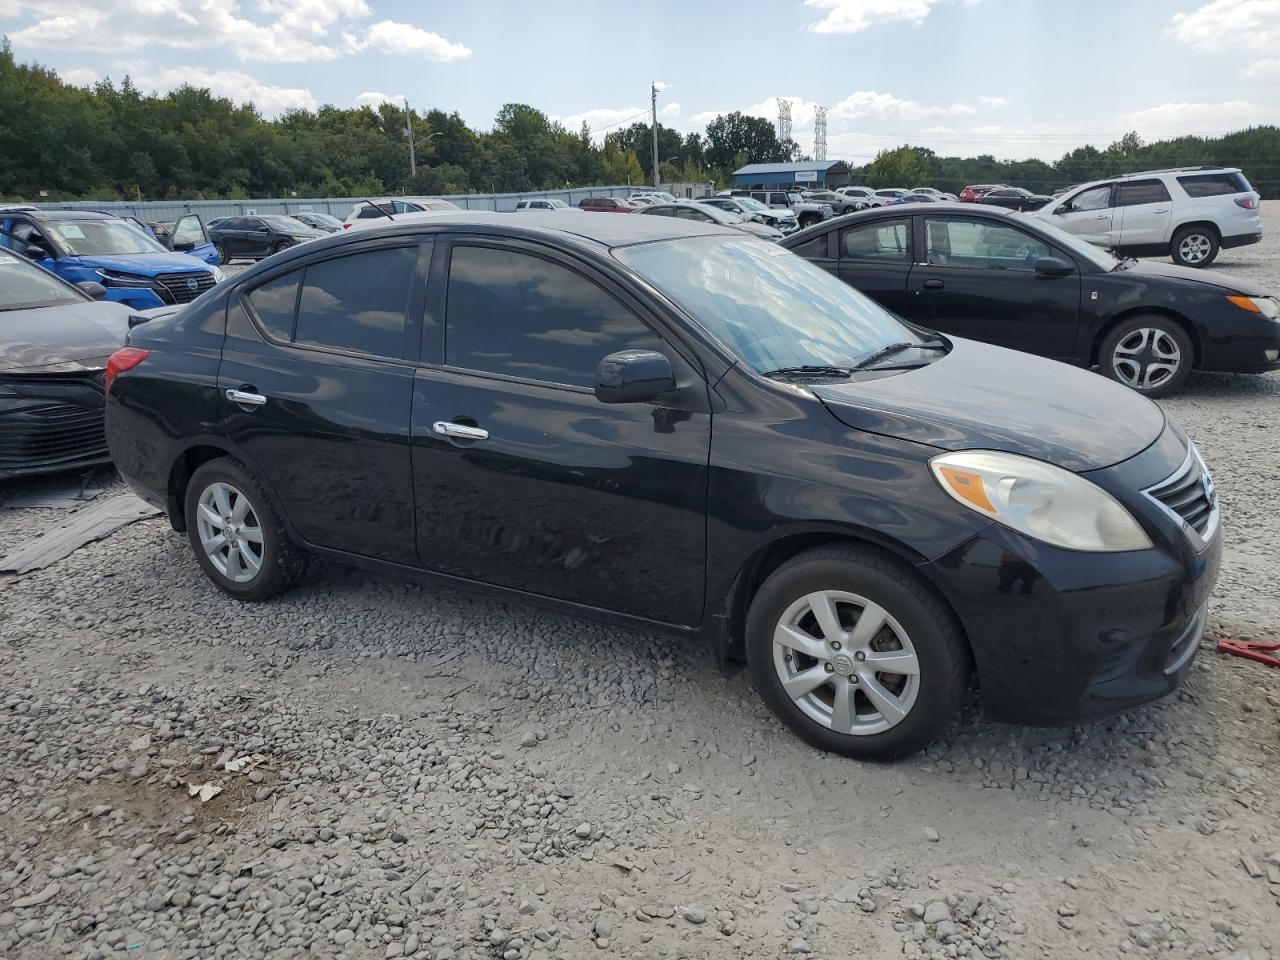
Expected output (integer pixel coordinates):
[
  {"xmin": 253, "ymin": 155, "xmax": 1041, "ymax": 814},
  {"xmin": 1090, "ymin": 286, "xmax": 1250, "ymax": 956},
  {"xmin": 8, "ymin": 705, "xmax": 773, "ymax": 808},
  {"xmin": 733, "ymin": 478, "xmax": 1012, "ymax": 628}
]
[{"xmin": 1064, "ymin": 166, "xmax": 1244, "ymax": 195}]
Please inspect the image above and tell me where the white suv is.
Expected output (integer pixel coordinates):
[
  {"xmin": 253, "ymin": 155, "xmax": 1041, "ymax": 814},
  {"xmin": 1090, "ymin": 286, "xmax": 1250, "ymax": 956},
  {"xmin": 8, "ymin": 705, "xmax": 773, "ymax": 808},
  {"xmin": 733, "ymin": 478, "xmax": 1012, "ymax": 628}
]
[
  {"xmin": 1035, "ymin": 167, "xmax": 1261, "ymax": 267},
  {"xmin": 344, "ymin": 197, "xmax": 460, "ymax": 229}
]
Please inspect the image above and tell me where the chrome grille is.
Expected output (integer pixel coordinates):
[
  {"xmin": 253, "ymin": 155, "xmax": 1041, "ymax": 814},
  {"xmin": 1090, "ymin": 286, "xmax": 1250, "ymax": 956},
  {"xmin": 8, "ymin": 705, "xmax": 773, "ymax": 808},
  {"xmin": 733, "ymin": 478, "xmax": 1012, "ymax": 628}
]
[
  {"xmin": 1144, "ymin": 443, "xmax": 1218, "ymax": 548},
  {"xmin": 154, "ymin": 270, "xmax": 216, "ymax": 304}
]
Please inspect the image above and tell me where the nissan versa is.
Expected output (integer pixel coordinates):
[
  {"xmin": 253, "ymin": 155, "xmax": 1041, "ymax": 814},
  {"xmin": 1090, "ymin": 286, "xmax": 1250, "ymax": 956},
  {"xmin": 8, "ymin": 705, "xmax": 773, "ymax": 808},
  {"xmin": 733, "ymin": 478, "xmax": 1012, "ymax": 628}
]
[{"xmin": 104, "ymin": 213, "xmax": 1221, "ymax": 760}]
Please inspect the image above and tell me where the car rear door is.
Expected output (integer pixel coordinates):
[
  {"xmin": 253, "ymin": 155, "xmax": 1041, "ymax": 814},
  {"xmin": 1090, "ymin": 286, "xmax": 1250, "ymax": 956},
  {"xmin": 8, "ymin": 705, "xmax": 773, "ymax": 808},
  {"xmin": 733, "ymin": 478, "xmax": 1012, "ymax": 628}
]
[
  {"xmin": 409, "ymin": 237, "xmax": 711, "ymax": 626},
  {"xmin": 218, "ymin": 218, "xmax": 249, "ymax": 259},
  {"xmin": 1047, "ymin": 184, "xmax": 1117, "ymax": 246},
  {"xmin": 906, "ymin": 215, "xmax": 1081, "ymax": 360},
  {"xmin": 834, "ymin": 216, "xmax": 914, "ymax": 316},
  {"xmin": 217, "ymin": 237, "xmax": 429, "ymax": 562},
  {"xmin": 1114, "ymin": 179, "xmax": 1173, "ymax": 250}
]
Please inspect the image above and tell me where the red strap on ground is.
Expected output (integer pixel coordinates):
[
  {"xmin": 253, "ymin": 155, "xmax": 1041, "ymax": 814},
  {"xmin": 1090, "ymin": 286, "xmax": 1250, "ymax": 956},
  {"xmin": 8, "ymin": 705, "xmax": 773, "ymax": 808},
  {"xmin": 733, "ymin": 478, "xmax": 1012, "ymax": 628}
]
[{"xmin": 1217, "ymin": 638, "xmax": 1280, "ymax": 668}]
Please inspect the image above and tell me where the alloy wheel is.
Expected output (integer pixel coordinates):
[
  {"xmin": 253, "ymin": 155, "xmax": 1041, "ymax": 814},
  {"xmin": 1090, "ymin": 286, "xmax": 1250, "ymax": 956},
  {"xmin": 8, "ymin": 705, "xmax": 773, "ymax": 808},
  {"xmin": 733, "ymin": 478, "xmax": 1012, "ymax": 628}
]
[
  {"xmin": 771, "ymin": 590, "xmax": 920, "ymax": 736},
  {"xmin": 195, "ymin": 481, "xmax": 264, "ymax": 583},
  {"xmin": 1177, "ymin": 233, "xmax": 1212, "ymax": 264},
  {"xmin": 1111, "ymin": 327, "xmax": 1182, "ymax": 391}
]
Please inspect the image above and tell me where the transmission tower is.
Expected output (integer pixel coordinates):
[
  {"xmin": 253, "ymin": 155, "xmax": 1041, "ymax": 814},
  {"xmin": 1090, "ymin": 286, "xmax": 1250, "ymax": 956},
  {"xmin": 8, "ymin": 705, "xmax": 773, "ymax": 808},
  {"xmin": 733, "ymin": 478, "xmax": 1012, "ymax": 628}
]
[
  {"xmin": 814, "ymin": 106, "xmax": 827, "ymax": 162},
  {"xmin": 776, "ymin": 98, "xmax": 792, "ymax": 145}
]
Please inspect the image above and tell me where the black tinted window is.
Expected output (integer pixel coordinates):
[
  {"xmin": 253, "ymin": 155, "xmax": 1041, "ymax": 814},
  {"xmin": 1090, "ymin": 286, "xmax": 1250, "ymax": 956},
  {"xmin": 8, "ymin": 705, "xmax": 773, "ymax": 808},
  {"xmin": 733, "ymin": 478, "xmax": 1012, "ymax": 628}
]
[
  {"xmin": 446, "ymin": 245, "xmax": 661, "ymax": 388},
  {"xmin": 1115, "ymin": 179, "xmax": 1172, "ymax": 206},
  {"xmin": 841, "ymin": 220, "xmax": 909, "ymax": 260},
  {"xmin": 356, "ymin": 206, "xmax": 384, "ymax": 219},
  {"xmin": 221, "ymin": 217, "xmax": 246, "ymax": 231},
  {"xmin": 246, "ymin": 270, "xmax": 300, "ymax": 341},
  {"xmin": 294, "ymin": 247, "xmax": 416, "ymax": 358},
  {"xmin": 1177, "ymin": 172, "xmax": 1250, "ymax": 197},
  {"xmin": 789, "ymin": 233, "xmax": 830, "ymax": 259}
]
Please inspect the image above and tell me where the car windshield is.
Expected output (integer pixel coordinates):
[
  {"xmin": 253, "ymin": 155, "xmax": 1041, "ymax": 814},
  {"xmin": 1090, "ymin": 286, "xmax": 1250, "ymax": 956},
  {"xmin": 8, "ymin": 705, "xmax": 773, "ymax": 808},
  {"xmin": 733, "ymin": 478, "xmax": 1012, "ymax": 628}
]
[
  {"xmin": 615, "ymin": 236, "xmax": 928, "ymax": 374},
  {"xmin": 304, "ymin": 213, "xmax": 342, "ymax": 226},
  {"xmin": 46, "ymin": 219, "xmax": 165, "ymax": 256},
  {"xmin": 736, "ymin": 198, "xmax": 769, "ymax": 212},
  {"xmin": 0, "ymin": 252, "xmax": 83, "ymax": 310}
]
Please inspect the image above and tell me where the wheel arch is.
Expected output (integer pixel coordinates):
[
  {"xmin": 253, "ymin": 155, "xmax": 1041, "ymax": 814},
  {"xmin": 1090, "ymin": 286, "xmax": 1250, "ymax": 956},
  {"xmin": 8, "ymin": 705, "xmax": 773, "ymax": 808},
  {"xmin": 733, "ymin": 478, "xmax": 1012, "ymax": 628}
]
[
  {"xmin": 1170, "ymin": 219, "xmax": 1221, "ymax": 244},
  {"xmin": 1089, "ymin": 307, "xmax": 1202, "ymax": 370},
  {"xmin": 166, "ymin": 438, "xmax": 291, "ymax": 535}
]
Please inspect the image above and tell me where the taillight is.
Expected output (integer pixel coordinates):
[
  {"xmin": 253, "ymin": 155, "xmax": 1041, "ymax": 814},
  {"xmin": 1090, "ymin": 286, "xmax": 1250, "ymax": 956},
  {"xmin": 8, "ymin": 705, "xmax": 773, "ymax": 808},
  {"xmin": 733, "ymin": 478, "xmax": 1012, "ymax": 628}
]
[
  {"xmin": 104, "ymin": 347, "xmax": 149, "ymax": 393},
  {"xmin": 343, "ymin": 223, "xmax": 352, "ymax": 229},
  {"xmin": 1235, "ymin": 197, "xmax": 1258, "ymax": 209}
]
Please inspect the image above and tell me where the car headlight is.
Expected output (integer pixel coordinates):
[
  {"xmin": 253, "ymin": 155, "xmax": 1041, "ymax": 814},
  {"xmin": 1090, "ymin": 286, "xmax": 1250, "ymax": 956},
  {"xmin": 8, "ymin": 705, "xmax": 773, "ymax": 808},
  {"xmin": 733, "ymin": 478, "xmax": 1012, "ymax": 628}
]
[
  {"xmin": 930, "ymin": 451, "xmax": 1152, "ymax": 552},
  {"xmin": 95, "ymin": 269, "xmax": 154, "ymax": 287},
  {"xmin": 210, "ymin": 266, "xmax": 225, "ymax": 282},
  {"xmin": 1226, "ymin": 294, "xmax": 1279, "ymax": 319}
]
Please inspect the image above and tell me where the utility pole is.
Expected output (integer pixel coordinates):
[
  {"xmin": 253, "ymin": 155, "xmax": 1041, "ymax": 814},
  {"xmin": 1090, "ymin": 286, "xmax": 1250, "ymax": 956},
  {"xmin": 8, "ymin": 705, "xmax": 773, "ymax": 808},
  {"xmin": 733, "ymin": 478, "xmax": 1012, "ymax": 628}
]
[
  {"xmin": 651, "ymin": 82, "xmax": 660, "ymax": 191},
  {"xmin": 405, "ymin": 98, "xmax": 416, "ymax": 179}
]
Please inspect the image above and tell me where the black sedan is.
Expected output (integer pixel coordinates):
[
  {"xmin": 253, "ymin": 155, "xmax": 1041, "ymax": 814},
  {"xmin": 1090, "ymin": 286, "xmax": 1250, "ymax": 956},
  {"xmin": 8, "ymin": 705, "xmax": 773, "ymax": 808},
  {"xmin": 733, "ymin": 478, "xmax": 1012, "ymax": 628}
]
[
  {"xmin": 290, "ymin": 212, "xmax": 344, "ymax": 233},
  {"xmin": 976, "ymin": 186, "xmax": 1053, "ymax": 212},
  {"xmin": 782, "ymin": 204, "xmax": 1280, "ymax": 396},
  {"xmin": 1, "ymin": 252, "xmax": 131, "ymax": 479},
  {"xmin": 208, "ymin": 215, "xmax": 326, "ymax": 264},
  {"xmin": 106, "ymin": 212, "xmax": 1218, "ymax": 760}
]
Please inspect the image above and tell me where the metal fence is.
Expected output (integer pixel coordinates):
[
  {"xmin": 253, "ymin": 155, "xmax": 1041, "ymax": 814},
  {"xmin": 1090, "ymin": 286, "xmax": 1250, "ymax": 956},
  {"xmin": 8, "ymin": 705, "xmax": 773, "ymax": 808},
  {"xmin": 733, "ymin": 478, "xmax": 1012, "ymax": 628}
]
[{"xmin": 38, "ymin": 182, "xmax": 715, "ymax": 223}]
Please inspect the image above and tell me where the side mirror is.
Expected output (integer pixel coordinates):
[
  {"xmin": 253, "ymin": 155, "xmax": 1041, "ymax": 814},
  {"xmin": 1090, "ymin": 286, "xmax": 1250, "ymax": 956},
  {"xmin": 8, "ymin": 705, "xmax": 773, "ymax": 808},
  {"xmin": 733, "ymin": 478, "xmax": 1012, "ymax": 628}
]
[
  {"xmin": 24, "ymin": 244, "xmax": 48, "ymax": 261},
  {"xmin": 76, "ymin": 280, "xmax": 108, "ymax": 300},
  {"xmin": 595, "ymin": 350, "xmax": 676, "ymax": 404},
  {"xmin": 256, "ymin": 227, "xmax": 270, "ymax": 233},
  {"xmin": 1035, "ymin": 256, "xmax": 1075, "ymax": 277}
]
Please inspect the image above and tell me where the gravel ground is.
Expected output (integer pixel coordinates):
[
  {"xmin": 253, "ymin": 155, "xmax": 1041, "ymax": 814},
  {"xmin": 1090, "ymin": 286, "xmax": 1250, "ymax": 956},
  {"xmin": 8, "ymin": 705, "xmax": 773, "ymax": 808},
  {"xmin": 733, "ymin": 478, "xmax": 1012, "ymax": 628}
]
[{"xmin": 2, "ymin": 210, "xmax": 1279, "ymax": 960}]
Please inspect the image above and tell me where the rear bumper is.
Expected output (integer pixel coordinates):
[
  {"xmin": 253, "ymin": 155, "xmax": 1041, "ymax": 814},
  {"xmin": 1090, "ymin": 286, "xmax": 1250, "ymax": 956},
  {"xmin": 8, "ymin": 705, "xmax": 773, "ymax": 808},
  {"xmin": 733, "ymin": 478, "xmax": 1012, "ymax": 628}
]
[{"xmin": 1221, "ymin": 230, "xmax": 1262, "ymax": 250}]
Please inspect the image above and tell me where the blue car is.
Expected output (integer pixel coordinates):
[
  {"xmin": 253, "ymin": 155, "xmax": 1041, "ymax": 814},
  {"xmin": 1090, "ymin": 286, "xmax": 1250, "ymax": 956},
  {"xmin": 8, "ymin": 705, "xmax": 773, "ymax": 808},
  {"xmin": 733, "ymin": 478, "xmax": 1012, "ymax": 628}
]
[{"xmin": 0, "ymin": 208, "xmax": 223, "ymax": 310}]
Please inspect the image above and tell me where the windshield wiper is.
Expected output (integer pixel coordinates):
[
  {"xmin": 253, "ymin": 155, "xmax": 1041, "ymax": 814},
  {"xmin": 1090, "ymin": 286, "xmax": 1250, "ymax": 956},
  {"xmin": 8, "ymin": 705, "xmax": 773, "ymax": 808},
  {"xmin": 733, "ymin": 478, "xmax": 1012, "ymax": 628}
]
[
  {"xmin": 851, "ymin": 339, "xmax": 947, "ymax": 371},
  {"xmin": 762, "ymin": 364, "xmax": 853, "ymax": 379}
]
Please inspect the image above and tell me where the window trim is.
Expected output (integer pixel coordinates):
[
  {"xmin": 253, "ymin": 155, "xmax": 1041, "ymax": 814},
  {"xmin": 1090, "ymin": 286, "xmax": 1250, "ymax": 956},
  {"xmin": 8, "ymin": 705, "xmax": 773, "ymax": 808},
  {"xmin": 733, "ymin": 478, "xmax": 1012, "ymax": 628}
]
[
  {"xmin": 919, "ymin": 215, "xmax": 1064, "ymax": 272},
  {"xmin": 838, "ymin": 216, "xmax": 912, "ymax": 263},
  {"xmin": 239, "ymin": 237, "xmax": 429, "ymax": 365},
  {"xmin": 436, "ymin": 237, "xmax": 672, "ymax": 393},
  {"xmin": 1058, "ymin": 183, "xmax": 1114, "ymax": 215}
]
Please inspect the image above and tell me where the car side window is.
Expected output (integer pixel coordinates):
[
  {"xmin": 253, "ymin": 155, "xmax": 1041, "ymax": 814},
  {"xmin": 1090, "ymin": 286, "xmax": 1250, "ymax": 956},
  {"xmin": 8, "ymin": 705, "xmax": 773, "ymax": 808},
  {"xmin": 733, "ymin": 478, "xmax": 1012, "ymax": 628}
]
[
  {"xmin": 841, "ymin": 220, "xmax": 909, "ymax": 261},
  {"xmin": 356, "ymin": 206, "xmax": 384, "ymax": 219},
  {"xmin": 674, "ymin": 208, "xmax": 710, "ymax": 221},
  {"xmin": 1064, "ymin": 185, "xmax": 1112, "ymax": 213},
  {"xmin": 1114, "ymin": 179, "xmax": 1172, "ymax": 206},
  {"xmin": 644, "ymin": 207, "xmax": 675, "ymax": 217},
  {"xmin": 246, "ymin": 270, "xmax": 301, "ymax": 341},
  {"xmin": 790, "ymin": 233, "xmax": 830, "ymax": 259},
  {"xmin": 925, "ymin": 219, "xmax": 1052, "ymax": 270},
  {"xmin": 445, "ymin": 245, "xmax": 662, "ymax": 389},
  {"xmin": 221, "ymin": 217, "xmax": 245, "ymax": 231},
  {"xmin": 293, "ymin": 247, "xmax": 417, "ymax": 359}
]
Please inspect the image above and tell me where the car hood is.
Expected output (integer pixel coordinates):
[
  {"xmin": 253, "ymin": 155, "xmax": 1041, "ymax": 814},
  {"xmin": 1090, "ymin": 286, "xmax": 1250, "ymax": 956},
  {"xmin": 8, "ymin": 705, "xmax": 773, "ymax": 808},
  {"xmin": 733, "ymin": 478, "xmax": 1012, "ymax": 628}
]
[
  {"xmin": 1119, "ymin": 259, "xmax": 1269, "ymax": 296},
  {"xmin": 812, "ymin": 338, "xmax": 1166, "ymax": 472},
  {"xmin": 71, "ymin": 251, "xmax": 212, "ymax": 276},
  {"xmin": 0, "ymin": 299, "xmax": 133, "ymax": 372}
]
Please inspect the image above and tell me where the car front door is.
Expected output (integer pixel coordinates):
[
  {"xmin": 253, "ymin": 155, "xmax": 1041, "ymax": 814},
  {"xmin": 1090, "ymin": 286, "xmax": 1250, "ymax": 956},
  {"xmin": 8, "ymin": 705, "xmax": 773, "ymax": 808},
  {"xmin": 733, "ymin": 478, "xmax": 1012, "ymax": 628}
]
[
  {"xmin": 906, "ymin": 216, "xmax": 1081, "ymax": 360},
  {"xmin": 168, "ymin": 214, "xmax": 218, "ymax": 266},
  {"xmin": 1048, "ymin": 184, "xmax": 1116, "ymax": 246},
  {"xmin": 217, "ymin": 238, "xmax": 429, "ymax": 562},
  {"xmin": 1113, "ymin": 178, "xmax": 1173, "ymax": 250},
  {"xmin": 243, "ymin": 218, "xmax": 273, "ymax": 257},
  {"xmin": 409, "ymin": 238, "xmax": 711, "ymax": 626},
  {"xmin": 835, "ymin": 217, "xmax": 914, "ymax": 316}
]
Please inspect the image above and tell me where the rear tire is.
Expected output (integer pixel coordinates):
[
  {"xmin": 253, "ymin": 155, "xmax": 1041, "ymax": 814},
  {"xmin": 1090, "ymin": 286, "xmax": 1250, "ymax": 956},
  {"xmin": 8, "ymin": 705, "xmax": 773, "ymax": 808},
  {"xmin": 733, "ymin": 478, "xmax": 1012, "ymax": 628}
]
[
  {"xmin": 1170, "ymin": 226, "xmax": 1219, "ymax": 267},
  {"xmin": 746, "ymin": 545, "xmax": 969, "ymax": 761},
  {"xmin": 184, "ymin": 457, "xmax": 307, "ymax": 601},
  {"xmin": 272, "ymin": 240, "xmax": 292, "ymax": 256},
  {"xmin": 1098, "ymin": 314, "xmax": 1194, "ymax": 398}
]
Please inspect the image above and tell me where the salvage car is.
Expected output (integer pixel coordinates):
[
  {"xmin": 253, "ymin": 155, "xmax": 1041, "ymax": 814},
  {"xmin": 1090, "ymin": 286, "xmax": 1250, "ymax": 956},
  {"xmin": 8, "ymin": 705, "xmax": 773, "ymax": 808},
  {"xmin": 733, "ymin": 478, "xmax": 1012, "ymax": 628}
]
[
  {"xmin": 0, "ymin": 251, "xmax": 131, "ymax": 479},
  {"xmin": 782, "ymin": 204, "xmax": 1280, "ymax": 396},
  {"xmin": 636, "ymin": 200, "xmax": 782, "ymax": 239},
  {"xmin": 0, "ymin": 209, "xmax": 222, "ymax": 310},
  {"xmin": 107, "ymin": 212, "xmax": 1220, "ymax": 760},
  {"xmin": 208, "ymin": 216, "xmax": 327, "ymax": 264}
]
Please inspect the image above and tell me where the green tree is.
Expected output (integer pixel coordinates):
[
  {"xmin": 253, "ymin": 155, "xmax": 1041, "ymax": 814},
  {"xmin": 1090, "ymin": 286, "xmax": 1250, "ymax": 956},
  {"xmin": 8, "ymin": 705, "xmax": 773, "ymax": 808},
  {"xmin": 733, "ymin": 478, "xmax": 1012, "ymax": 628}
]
[
  {"xmin": 704, "ymin": 112, "xmax": 785, "ymax": 176},
  {"xmin": 863, "ymin": 146, "xmax": 931, "ymax": 188}
]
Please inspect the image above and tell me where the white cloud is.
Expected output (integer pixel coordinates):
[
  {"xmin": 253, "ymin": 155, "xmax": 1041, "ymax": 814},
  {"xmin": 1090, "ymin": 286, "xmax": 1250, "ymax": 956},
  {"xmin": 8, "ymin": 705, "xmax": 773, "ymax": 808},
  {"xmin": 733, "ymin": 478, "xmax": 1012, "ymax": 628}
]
[
  {"xmin": 0, "ymin": 0, "xmax": 30, "ymax": 16},
  {"xmin": 360, "ymin": 20, "xmax": 472, "ymax": 60},
  {"xmin": 660, "ymin": 101, "xmax": 681, "ymax": 118},
  {"xmin": 653, "ymin": 81, "xmax": 671, "ymax": 91},
  {"xmin": 1242, "ymin": 56, "xmax": 1280, "ymax": 78},
  {"xmin": 1172, "ymin": 0, "xmax": 1280, "ymax": 53},
  {"xmin": 355, "ymin": 91, "xmax": 404, "ymax": 106},
  {"xmin": 557, "ymin": 106, "xmax": 648, "ymax": 140},
  {"xmin": 72, "ymin": 63, "xmax": 318, "ymax": 116},
  {"xmin": 59, "ymin": 67, "xmax": 99, "ymax": 86},
  {"xmin": 979, "ymin": 96, "xmax": 1007, "ymax": 108},
  {"xmin": 688, "ymin": 109, "xmax": 726, "ymax": 126},
  {"xmin": 9, "ymin": 0, "xmax": 470, "ymax": 64},
  {"xmin": 1117, "ymin": 99, "xmax": 1262, "ymax": 136},
  {"xmin": 805, "ymin": 0, "xmax": 937, "ymax": 33}
]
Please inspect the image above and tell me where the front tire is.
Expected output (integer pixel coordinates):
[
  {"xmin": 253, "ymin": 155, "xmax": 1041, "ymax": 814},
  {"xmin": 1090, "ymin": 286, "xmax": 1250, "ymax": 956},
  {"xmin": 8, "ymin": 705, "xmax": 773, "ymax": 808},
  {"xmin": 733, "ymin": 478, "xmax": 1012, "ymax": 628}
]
[
  {"xmin": 1098, "ymin": 315, "xmax": 1194, "ymax": 398},
  {"xmin": 184, "ymin": 458, "xmax": 307, "ymax": 600},
  {"xmin": 746, "ymin": 545, "xmax": 969, "ymax": 761},
  {"xmin": 798, "ymin": 213, "xmax": 820, "ymax": 229},
  {"xmin": 213, "ymin": 243, "xmax": 229, "ymax": 265},
  {"xmin": 1170, "ymin": 226, "xmax": 1219, "ymax": 267}
]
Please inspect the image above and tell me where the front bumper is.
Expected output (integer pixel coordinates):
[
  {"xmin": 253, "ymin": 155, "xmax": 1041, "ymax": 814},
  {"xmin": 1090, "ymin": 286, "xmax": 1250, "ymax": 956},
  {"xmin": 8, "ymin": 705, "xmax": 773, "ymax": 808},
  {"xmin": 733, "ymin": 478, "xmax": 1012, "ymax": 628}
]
[
  {"xmin": 921, "ymin": 428, "xmax": 1221, "ymax": 725},
  {"xmin": 0, "ymin": 374, "xmax": 110, "ymax": 480},
  {"xmin": 1196, "ymin": 304, "xmax": 1280, "ymax": 373}
]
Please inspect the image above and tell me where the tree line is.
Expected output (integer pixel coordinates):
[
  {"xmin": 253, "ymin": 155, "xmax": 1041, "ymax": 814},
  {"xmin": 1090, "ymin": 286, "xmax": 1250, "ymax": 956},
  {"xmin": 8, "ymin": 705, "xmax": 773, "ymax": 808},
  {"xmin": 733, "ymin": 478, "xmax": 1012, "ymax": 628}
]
[{"xmin": 3, "ymin": 42, "xmax": 1278, "ymax": 201}]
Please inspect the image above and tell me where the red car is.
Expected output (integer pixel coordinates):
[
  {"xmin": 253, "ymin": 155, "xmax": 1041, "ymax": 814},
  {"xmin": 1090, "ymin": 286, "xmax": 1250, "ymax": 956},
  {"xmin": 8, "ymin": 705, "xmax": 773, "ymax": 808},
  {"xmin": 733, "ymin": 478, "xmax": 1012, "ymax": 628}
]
[
  {"xmin": 958, "ymin": 184, "xmax": 1004, "ymax": 203},
  {"xmin": 578, "ymin": 197, "xmax": 637, "ymax": 213}
]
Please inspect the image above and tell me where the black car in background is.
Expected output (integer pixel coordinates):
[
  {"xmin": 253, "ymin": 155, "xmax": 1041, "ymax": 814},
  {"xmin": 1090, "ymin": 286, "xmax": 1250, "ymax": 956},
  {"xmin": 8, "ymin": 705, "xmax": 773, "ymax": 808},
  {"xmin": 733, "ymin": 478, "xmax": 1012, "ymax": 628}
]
[
  {"xmin": 0, "ymin": 252, "xmax": 131, "ymax": 478},
  {"xmin": 782, "ymin": 204, "xmax": 1280, "ymax": 396},
  {"xmin": 107, "ymin": 212, "xmax": 1219, "ymax": 760},
  {"xmin": 976, "ymin": 186, "xmax": 1053, "ymax": 212},
  {"xmin": 290, "ymin": 212, "xmax": 344, "ymax": 233},
  {"xmin": 208, "ymin": 215, "xmax": 326, "ymax": 263}
]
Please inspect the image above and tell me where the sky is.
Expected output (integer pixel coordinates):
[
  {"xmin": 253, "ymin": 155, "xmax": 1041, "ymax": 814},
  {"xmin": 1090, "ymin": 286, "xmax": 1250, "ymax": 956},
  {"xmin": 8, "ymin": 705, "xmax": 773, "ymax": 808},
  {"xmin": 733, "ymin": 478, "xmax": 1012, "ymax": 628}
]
[{"xmin": 2, "ymin": 0, "xmax": 1279, "ymax": 163}]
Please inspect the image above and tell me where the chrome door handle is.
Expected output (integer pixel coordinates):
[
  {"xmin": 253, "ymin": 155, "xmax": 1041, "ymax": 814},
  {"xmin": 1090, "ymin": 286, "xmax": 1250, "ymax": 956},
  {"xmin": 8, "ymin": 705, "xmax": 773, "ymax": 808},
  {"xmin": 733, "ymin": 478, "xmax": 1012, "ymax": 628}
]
[
  {"xmin": 225, "ymin": 388, "xmax": 267, "ymax": 407},
  {"xmin": 433, "ymin": 421, "xmax": 489, "ymax": 441},
  {"xmin": 1092, "ymin": 215, "xmax": 1108, "ymax": 220}
]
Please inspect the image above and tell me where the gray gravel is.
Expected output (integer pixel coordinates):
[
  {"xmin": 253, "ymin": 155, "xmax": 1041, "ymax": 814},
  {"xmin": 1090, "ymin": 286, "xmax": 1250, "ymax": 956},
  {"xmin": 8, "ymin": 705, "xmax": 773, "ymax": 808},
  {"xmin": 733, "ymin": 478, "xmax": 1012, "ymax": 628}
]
[{"xmin": 2, "ymin": 208, "xmax": 1279, "ymax": 958}]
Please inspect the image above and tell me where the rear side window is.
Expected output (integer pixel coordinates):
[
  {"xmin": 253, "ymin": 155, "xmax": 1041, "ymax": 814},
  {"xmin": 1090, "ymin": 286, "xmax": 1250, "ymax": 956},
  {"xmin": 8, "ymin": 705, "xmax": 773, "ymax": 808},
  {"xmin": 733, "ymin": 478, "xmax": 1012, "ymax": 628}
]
[
  {"xmin": 1115, "ymin": 179, "xmax": 1171, "ymax": 206},
  {"xmin": 356, "ymin": 206, "xmax": 385, "ymax": 220},
  {"xmin": 790, "ymin": 233, "xmax": 831, "ymax": 259},
  {"xmin": 1176, "ymin": 172, "xmax": 1250, "ymax": 197},
  {"xmin": 841, "ymin": 220, "xmax": 909, "ymax": 260},
  {"xmin": 294, "ymin": 247, "xmax": 417, "ymax": 358},
  {"xmin": 445, "ymin": 245, "xmax": 661, "ymax": 388},
  {"xmin": 246, "ymin": 271, "xmax": 300, "ymax": 341}
]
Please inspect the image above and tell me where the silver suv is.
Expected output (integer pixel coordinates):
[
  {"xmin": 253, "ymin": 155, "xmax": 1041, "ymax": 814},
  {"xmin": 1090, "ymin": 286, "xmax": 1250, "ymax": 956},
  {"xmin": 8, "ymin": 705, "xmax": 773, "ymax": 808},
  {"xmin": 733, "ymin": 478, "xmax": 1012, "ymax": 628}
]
[{"xmin": 1035, "ymin": 166, "xmax": 1261, "ymax": 267}]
